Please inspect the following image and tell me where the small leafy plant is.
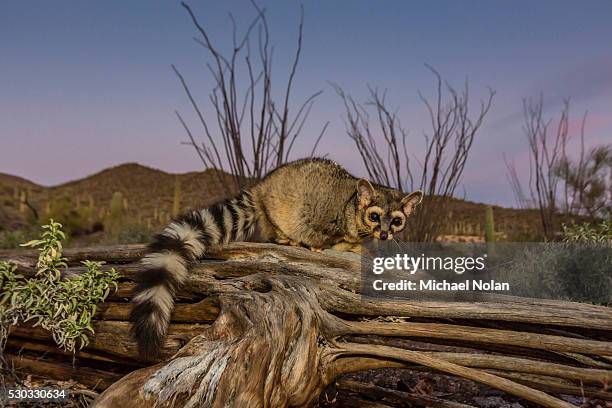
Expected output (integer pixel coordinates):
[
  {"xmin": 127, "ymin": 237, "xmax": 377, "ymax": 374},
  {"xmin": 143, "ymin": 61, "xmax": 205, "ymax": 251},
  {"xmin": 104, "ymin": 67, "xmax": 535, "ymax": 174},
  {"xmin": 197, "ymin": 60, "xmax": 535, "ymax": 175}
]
[
  {"xmin": 562, "ymin": 219, "xmax": 611, "ymax": 243},
  {"xmin": 0, "ymin": 220, "xmax": 118, "ymax": 353}
]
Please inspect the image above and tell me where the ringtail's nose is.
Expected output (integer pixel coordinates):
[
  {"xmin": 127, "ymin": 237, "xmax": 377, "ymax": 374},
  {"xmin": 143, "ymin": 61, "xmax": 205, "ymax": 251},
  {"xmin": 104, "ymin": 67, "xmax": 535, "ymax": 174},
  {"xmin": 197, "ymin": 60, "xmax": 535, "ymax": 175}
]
[{"xmin": 379, "ymin": 231, "xmax": 388, "ymax": 240}]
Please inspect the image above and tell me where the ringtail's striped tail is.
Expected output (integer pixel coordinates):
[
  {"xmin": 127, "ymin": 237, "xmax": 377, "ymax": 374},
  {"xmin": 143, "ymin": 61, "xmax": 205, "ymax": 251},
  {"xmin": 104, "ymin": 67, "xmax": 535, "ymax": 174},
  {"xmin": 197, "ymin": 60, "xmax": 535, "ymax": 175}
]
[{"xmin": 130, "ymin": 190, "xmax": 257, "ymax": 360}]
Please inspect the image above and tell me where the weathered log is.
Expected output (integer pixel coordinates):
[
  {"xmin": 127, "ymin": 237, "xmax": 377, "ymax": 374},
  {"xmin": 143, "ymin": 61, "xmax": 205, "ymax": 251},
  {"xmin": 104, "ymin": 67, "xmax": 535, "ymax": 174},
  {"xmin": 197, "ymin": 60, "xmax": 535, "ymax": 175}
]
[
  {"xmin": 2, "ymin": 243, "xmax": 611, "ymax": 407},
  {"xmin": 9, "ymin": 321, "xmax": 208, "ymax": 361},
  {"xmin": 5, "ymin": 354, "xmax": 122, "ymax": 390}
]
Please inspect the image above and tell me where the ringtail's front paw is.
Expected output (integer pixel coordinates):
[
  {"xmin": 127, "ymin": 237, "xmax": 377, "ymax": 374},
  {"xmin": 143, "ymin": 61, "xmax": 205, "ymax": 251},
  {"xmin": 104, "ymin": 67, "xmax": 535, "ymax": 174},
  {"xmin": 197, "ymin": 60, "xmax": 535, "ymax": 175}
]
[
  {"xmin": 332, "ymin": 241, "xmax": 362, "ymax": 254},
  {"xmin": 348, "ymin": 245, "xmax": 363, "ymax": 254}
]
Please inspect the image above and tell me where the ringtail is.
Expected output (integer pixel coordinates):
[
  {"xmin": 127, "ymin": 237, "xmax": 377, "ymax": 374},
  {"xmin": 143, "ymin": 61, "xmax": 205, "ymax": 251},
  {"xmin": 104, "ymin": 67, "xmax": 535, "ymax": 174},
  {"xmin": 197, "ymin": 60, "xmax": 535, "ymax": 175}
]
[{"xmin": 131, "ymin": 158, "xmax": 423, "ymax": 359}]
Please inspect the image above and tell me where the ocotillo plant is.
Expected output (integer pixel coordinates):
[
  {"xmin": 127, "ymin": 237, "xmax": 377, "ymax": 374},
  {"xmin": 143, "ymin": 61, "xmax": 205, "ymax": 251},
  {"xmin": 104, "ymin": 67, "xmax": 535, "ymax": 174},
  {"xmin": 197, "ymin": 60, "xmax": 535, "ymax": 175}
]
[{"xmin": 173, "ymin": 175, "xmax": 181, "ymax": 217}]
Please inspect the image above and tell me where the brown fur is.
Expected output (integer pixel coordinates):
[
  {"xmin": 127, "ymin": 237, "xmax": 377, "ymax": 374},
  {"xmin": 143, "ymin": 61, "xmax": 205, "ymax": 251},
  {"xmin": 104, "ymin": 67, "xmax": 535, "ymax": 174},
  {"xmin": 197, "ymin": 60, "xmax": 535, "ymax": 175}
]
[{"xmin": 252, "ymin": 158, "xmax": 422, "ymax": 249}]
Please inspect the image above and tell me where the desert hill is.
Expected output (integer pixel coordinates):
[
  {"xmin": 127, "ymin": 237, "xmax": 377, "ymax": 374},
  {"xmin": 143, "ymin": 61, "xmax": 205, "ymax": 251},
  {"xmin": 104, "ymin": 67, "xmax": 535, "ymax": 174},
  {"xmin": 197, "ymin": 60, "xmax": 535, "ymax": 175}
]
[
  {"xmin": 0, "ymin": 173, "xmax": 41, "ymax": 189},
  {"xmin": 0, "ymin": 163, "xmax": 236, "ymax": 232},
  {"xmin": 0, "ymin": 163, "xmax": 542, "ymax": 241}
]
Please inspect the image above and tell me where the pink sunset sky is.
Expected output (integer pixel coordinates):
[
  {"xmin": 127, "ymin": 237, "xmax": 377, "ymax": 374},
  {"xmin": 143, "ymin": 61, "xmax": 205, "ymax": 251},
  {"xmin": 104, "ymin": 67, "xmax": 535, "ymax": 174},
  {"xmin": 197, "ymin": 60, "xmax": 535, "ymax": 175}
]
[{"xmin": 1, "ymin": 1, "xmax": 611, "ymax": 206}]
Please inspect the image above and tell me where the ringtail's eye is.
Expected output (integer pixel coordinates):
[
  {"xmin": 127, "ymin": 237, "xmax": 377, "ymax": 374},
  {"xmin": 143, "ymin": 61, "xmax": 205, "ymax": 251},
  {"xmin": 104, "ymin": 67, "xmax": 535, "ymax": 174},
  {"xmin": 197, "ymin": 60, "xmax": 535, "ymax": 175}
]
[
  {"xmin": 391, "ymin": 217, "xmax": 402, "ymax": 226},
  {"xmin": 369, "ymin": 213, "xmax": 380, "ymax": 222}
]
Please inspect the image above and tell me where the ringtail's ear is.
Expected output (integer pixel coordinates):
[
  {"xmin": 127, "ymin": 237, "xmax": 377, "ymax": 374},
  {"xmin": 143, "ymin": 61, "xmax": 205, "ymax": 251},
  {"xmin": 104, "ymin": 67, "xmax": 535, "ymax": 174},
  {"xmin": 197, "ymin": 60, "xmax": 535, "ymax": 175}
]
[
  {"xmin": 357, "ymin": 179, "xmax": 375, "ymax": 208},
  {"xmin": 401, "ymin": 190, "xmax": 423, "ymax": 216}
]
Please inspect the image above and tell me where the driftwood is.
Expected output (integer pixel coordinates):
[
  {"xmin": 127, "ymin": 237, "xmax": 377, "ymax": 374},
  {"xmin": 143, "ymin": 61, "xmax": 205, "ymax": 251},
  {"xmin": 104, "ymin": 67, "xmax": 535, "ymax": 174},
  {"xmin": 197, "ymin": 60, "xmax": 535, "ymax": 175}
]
[{"xmin": 1, "ymin": 243, "xmax": 611, "ymax": 407}]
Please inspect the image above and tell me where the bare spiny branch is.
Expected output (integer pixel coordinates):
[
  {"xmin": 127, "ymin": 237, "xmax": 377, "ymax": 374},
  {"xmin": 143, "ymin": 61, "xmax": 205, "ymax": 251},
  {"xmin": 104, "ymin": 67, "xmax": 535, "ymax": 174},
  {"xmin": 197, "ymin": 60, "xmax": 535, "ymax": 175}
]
[{"xmin": 174, "ymin": 2, "xmax": 325, "ymax": 191}]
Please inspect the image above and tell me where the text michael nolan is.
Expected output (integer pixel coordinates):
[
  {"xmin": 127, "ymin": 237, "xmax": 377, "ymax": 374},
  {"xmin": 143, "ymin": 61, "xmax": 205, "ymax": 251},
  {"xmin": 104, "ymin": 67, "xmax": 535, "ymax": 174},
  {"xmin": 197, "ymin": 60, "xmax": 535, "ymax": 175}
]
[{"xmin": 372, "ymin": 279, "xmax": 510, "ymax": 292}]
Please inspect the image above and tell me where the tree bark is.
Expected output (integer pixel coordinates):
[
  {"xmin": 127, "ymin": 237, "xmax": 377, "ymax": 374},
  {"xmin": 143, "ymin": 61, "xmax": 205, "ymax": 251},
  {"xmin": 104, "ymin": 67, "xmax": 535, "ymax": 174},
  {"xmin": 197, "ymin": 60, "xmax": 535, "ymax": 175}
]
[{"xmin": 1, "ymin": 243, "xmax": 611, "ymax": 407}]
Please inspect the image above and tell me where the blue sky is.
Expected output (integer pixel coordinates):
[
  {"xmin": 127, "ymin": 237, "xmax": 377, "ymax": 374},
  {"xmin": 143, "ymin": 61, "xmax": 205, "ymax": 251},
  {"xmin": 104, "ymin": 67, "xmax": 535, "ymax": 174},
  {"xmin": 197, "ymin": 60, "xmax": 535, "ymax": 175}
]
[{"xmin": 1, "ymin": 1, "xmax": 611, "ymax": 205}]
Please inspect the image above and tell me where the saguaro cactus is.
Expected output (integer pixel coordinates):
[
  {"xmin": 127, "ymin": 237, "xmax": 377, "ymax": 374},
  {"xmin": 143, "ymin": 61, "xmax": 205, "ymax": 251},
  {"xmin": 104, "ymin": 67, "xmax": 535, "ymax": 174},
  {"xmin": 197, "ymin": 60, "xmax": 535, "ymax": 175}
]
[
  {"xmin": 485, "ymin": 205, "xmax": 496, "ymax": 243},
  {"xmin": 19, "ymin": 190, "xmax": 27, "ymax": 214},
  {"xmin": 110, "ymin": 192, "xmax": 124, "ymax": 219},
  {"xmin": 108, "ymin": 192, "xmax": 125, "ymax": 235}
]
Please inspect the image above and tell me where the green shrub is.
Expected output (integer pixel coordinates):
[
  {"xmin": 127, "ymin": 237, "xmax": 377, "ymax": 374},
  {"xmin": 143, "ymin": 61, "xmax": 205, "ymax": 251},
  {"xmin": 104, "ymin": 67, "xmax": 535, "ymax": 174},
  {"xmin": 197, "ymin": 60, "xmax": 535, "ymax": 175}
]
[
  {"xmin": 0, "ymin": 220, "xmax": 119, "ymax": 353},
  {"xmin": 552, "ymin": 243, "xmax": 611, "ymax": 305},
  {"xmin": 497, "ymin": 242, "xmax": 611, "ymax": 305},
  {"xmin": 44, "ymin": 197, "xmax": 90, "ymax": 235},
  {"xmin": 101, "ymin": 223, "xmax": 153, "ymax": 245},
  {"xmin": 562, "ymin": 220, "xmax": 611, "ymax": 243},
  {"xmin": 0, "ymin": 228, "xmax": 39, "ymax": 250}
]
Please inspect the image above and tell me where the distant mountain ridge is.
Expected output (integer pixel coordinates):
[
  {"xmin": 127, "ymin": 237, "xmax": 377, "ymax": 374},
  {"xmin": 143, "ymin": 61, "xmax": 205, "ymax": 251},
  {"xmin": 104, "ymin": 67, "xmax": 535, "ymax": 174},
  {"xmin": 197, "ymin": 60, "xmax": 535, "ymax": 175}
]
[
  {"xmin": 0, "ymin": 172, "xmax": 41, "ymax": 189},
  {"xmin": 0, "ymin": 163, "xmax": 236, "ymax": 231},
  {"xmin": 0, "ymin": 163, "xmax": 542, "ymax": 240}
]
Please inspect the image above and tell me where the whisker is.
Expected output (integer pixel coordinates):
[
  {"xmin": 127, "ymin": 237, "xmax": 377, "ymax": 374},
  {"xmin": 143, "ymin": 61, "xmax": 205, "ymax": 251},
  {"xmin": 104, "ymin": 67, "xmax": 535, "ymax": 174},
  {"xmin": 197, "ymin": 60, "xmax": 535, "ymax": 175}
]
[{"xmin": 392, "ymin": 237, "xmax": 401, "ymax": 251}]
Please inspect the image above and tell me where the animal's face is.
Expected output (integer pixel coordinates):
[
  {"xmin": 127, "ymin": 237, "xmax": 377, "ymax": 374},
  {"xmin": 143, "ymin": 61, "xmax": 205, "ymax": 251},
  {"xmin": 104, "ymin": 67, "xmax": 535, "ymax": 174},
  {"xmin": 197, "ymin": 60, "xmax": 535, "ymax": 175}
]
[{"xmin": 355, "ymin": 179, "xmax": 423, "ymax": 241}]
